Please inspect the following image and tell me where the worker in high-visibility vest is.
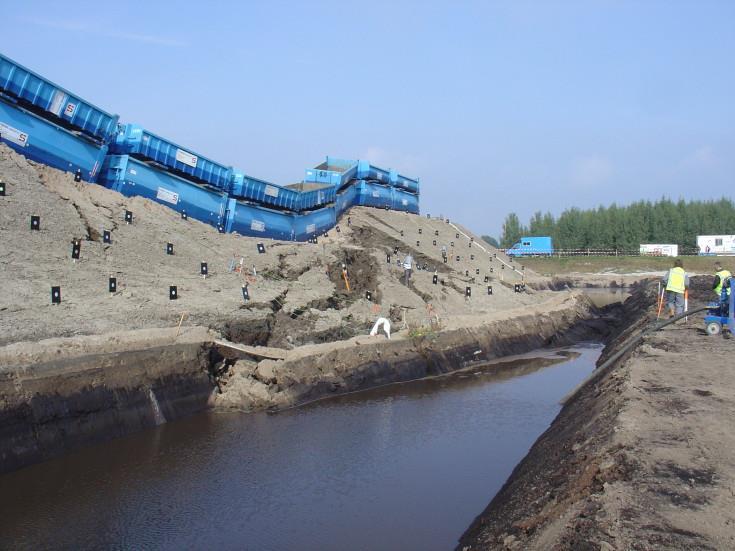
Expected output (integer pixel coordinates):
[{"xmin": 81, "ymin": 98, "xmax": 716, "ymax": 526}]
[
  {"xmin": 663, "ymin": 259, "xmax": 689, "ymax": 317},
  {"xmin": 712, "ymin": 262, "xmax": 732, "ymax": 297}
]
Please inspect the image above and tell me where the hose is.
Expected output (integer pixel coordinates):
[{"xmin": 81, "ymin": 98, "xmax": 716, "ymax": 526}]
[{"xmin": 559, "ymin": 304, "xmax": 711, "ymax": 405}]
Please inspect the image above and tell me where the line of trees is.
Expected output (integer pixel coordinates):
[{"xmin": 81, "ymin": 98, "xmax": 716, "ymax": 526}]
[{"xmin": 496, "ymin": 197, "xmax": 735, "ymax": 250}]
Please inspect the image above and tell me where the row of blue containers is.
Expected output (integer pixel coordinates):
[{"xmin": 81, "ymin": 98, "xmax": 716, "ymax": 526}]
[
  {"xmin": 0, "ymin": 52, "xmax": 420, "ymax": 241},
  {"xmin": 99, "ymin": 155, "xmax": 338, "ymax": 241},
  {"xmin": 304, "ymin": 156, "xmax": 420, "ymax": 194}
]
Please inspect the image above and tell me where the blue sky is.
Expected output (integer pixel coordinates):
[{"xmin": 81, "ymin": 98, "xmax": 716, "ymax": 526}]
[{"xmin": 4, "ymin": 0, "xmax": 734, "ymax": 237}]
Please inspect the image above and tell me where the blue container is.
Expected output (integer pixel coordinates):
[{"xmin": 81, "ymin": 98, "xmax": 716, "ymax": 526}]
[
  {"xmin": 112, "ymin": 124, "xmax": 233, "ymax": 191},
  {"xmin": 231, "ymin": 172, "xmax": 335, "ymax": 212},
  {"xmin": 290, "ymin": 182, "xmax": 336, "ymax": 211},
  {"xmin": 0, "ymin": 53, "xmax": 119, "ymax": 143},
  {"xmin": 392, "ymin": 188, "xmax": 420, "ymax": 214},
  {"xmin": 305, "ymin": 157, "xmax": 357, "ymax": 189},
  {"xmin": 225, "ymin": 198, "xmax": 295, "ymax": 240},
  {"xmin": 356, "ymin": 160, "xmax": 391, "ymax": 185},
  {"xmin": 0, "ymin": 99, "xmax": 107, "ymax": 182},
  {"xmin": 389, "ymin": 169, "xmax": 419, "ymax": 193},
  {"xmin": 99, "ymin": 155, "xmax": 228, "ymax": 229},
  {"xmin": 293, "ymin": 206, "xmax": 336, "ymax": 241},
  {"xmin": 231, "ymin": 172, "xmax": 300, "ymax": 211},
  {"xmin": 356, "ymin": 180, "xmax": 393, "ymax": 209},
  {"xmin": 335, "ymin": 183, "xmax": 358, "ymax": 218}
]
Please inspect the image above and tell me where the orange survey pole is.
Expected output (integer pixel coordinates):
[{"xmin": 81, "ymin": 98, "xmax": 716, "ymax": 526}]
[{"xmin": 342, "ymin": 267, "xmax": 351, "ymax": 292}]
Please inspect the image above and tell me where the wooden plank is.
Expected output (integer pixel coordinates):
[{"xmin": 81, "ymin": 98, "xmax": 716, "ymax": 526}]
[{"xmin": 213, "ymin": 339, "xmax": 288, "ymax": 360}]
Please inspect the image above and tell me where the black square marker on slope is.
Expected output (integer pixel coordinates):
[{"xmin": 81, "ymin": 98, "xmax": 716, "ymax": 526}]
[
  {"xmin": 51, "ymin": 286, "xmax": 61, "ymax": 304},
  {"xmin": 443, "ymin": 257, "xmax": 447, "ymax": 264},
  {"xmin": 484, "ymin": 275, "xmax": 489, "ymax": 282},
  {"xmin": 456, "ymin": 256, "xmax": 460, "ymax": 262},
  {"xmin": 242, "ymin": 284, "xmax": 250, "ymax": 302},
  {"xmin": 365, "ymin": 290, "xmax": 372, "ymax": 301},
  {"xmin": 74, "ymin": 169, "xmax": 82, "ymax": 182},
  {"xmin": 465, "ymin": 286, "xmax": 471, "ymax": 297},
  {"xmin": 487, "ymin": 285, "xmax": 493, "ymax": 295},
  {"xmin": 387, "ymin": 254, "xmax": 391, "ymax": 264},
  {"xmin": 418, "ymin": 228, "xmax": 422, "ymax": 234},
  {"xmin": 257, "ymin": 243, "xmax": 266, "ymax": 254},
  {"xmin": 313, "ymin": 237, "xmax": 318, "ymax": 244},
  {"xmin": 416, "ymin": 240, "xmax": 420, "ymax": 247},
  {"xmin": 432, "ymin": 274, "xmax": 438, "ymax": 284},
  {"xmin": 30, "ymin": 215, "xmax": 40, "ymax": 231},
  {"xmin": 465, "ymin": 270, "xmax": 469, "ymax": 277},
  {"xmin": 434, "ymin": 230, "xmax": 439, "ymax": 236},
  {"xmin": 433, "ymin": 240, "xmax": 436, "ymax": 246},
  {"xmin": 393, "ymin": 246, "xmax": 398, "ymax": 255},
  {"xmin": 201, "ymin": 262, "xmax": 208, "ymax": 276},
  {"xmin": 456, "ymin": 233, "xmax": 459, "ymax": 238},
  {"xmin": 166, "ymin": 243, "xmax": 174, "ymax": 255},
  {"xmin": 336, "ymin": 225, "xmax": 341, "ymax": 233},
  {"xmin": 0, "ymin": 180, "xmax": 5, "ymax": 196},
  {"xmin": 471, "ymin": 254, "xmax": 475, "ymax": 260},
  {"xmin": 103, "ymin": 230, "xmax": 111, "ymax": 244},
  {"xmin": 476, "ymin": 268, "xmax": 480, "ymax": 275},
  {"xmin": 169, "ymin": 286, "xmax": 178, "ymax": 300},
  {"xmin": 125, "ymin": 210, "xmax": 133, "ymax": 224},
  {"xmin": 109, "ymin": 277, "xmax": 117, "ymax": 293},
  {"xmin": 450, "ymin": 241, "xmax": 454, "ymax": 247},
  {"xmin": 71, "ymin": 240, "xmax": 80, "ymax": 259},
  {"xmin": 426, "ymin": 213, "xmax": 430, "ymax": 218},
  {"xmin": 181, "ymin": 210, "xmax": 188, "ymax": 220},
  {"xmin": 400, "ymin": 230, "xmax": 404, "ymax": 237}
]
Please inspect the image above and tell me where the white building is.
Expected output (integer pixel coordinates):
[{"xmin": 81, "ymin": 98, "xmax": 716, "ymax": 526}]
[
  {"xmin": 697, "ymin": 235, "xmax": 735, "ymax": 255},
  {"xmin": 639, "ymin": 244, "xmax": 679, "ymax": 257}
]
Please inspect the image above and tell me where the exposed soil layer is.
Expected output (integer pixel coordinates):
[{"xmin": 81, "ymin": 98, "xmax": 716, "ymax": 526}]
[
  {"xmin": 214, "ymin": 293, "xmax": 607, "ymax": 413},
  {"xmin": 0, "ymin": 327, "xmax": 215, "ymax": 475},
  {"xmin": 458, "ymin": 284, "xmax": 735, "ymax": 550}
]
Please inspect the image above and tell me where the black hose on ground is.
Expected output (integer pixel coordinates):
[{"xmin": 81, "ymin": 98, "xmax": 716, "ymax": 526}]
[{"xmin": 559, "ymin": 304, "xmax": 711, "ymax": 405}]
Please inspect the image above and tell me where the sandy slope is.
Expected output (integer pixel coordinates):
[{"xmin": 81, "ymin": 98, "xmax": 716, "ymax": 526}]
[{"xmin": 0, "ymin": 144, "xmax": 537, "ymax": 348}]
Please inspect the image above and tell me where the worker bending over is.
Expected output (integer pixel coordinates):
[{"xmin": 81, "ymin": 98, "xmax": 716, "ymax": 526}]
[
  {"xmin": 370, "ymin": 317, "xmax": 391, "ymax": 339},
  {"xmin": 712, "ymin": 262, "xmax": 732, "ymax": 297},
  {"xmin": 663, "ymin": 259, "xmax": 689, "ymax": 317}
]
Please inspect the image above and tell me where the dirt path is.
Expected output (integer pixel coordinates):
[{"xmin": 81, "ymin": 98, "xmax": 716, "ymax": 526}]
[{"xmin": 458, "ymin": 303, "xmax": 735, "ymax": 550}]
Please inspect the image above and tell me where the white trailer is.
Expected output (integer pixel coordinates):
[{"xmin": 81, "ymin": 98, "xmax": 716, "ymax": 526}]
[
  {"xmin": 639, "ymin": 244, "xmax": 679, "ymax": 257},
  {"xmin": 697, "ymin": 235, "xmax": 735, "ymax": 255}
]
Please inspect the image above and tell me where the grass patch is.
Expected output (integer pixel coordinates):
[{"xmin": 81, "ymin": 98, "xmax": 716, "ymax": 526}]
[{"xmin": 522, "ymin": 256, "xmax": 731, "ymax": 276}]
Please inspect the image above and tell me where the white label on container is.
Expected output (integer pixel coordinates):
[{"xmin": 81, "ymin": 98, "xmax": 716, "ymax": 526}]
[
  {"xmin": 129, "ymin": 169, "xmax": 137, "ymax": 175},
  {"xmin": 64, "ymin": 103, "xmax": 77, "ymax": 116},
  {"xmin": 376, "ymin": 173, "xmax": 383, "ymax": 180},
  {"xmin": 372, "ymin": 191, "xmax": 380, "ymax": 198},
  {"xmin": 251, "ymin": 220, "xmax": 265, "ymax": 232},
  {"xmin": 156, "ymin": 187, "xmax": 179, "ymax": 205},
  {"xmin": 0, "ymin": 122, "xmax": 29, "ymax": 147},
  {"xmin": 264, "ymin": 185, "xmax": 279, "ymax": 198},
  {"xmin": 306, "ymin": 223, "xmax": 316, "ymax": 234},
  {"xmin": 49, "ymin": 91, "xmax": 66, "ymax": 116},
  {"xmin": 402, "ymin": 199, "xmax": 408, "ymax": 206},
  {"xmin": 175, "ymin": 149, "xmax": 198, "ymax": 168}
]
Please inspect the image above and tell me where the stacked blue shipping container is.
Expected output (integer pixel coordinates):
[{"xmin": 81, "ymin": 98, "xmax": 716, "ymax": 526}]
[{"xmin": 0, "ymin": 53, "xmax": 420, "ymax": 240}]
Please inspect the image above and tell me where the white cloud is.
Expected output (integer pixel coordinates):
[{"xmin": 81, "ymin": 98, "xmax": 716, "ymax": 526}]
[
  {"xmin": 569, "ymin": 155, "xmax": 613, "ymax": 187},
  {"xmin": 681, "ymin": 145, "xmax": 716, "ymax": 169},
  {"xmin": 20, "ymin": 17, "xmax": 185, "ymax": 47}
]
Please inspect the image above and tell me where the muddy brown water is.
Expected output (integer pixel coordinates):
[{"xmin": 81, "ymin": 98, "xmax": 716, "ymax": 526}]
[
  {"xmin": 0, "ymin": 344, "xmax": 602, "ymax": 550},
  {"xmin": 582, "ymin": 287, "xmax": 631, "ymax": 308}
]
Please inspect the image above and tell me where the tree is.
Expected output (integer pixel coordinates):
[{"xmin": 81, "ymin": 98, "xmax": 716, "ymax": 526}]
[
  {"xmin": 481, "ymin": 235, "xmax": 500, "ymax": 248},
  {"xmin": 500, "ymin": 213, "xmax": 525, "ymax": 248}
]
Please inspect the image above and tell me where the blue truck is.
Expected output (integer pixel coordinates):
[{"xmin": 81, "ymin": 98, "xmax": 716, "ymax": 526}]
[{"xmin": 506, "ymin": 236, "xmax": 554, "ymax": 257}]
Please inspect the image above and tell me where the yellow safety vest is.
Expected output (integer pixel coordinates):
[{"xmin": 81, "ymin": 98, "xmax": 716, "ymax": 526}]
[
  {"xmin": 714, "ymin": 269, "xmax": 732, "ymax": 295},
  {"xmin": 666, "ymin": 267, "xmax": 686, "ymax": 294}
]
